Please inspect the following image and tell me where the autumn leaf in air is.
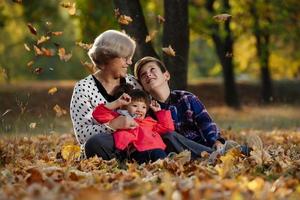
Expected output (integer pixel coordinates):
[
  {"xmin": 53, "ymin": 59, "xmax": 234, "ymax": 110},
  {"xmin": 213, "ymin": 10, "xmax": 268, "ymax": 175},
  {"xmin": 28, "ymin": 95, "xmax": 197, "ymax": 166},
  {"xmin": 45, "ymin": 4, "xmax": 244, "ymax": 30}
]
[
  {"xmin": 145, "ymin": 30, "xmax": 158, "ymax": 43},
  {"xmin": 58, "ymin": 48, "xmax": 72, "ymax": 62},
  {"xmin": 53, "ymin": 104, "xmax": 67, "ymax": 117},
  {"xmin": 24, "ymin": 43, "xmax": 31, "ymax": 51},
  {"xmin": 118, "ymin": 15, "xmax": 133, "ymax": 25},
  {"xmin": 27, "ymin": 23, "xmax": 37, "ymax": 35},
  {"xmin": 48, "ymin": 87, "xmax": 58, "ymax": 95},
  {"xmin": 76, "ymin": 42, "xmax": 93, "ymax": 50},
  {"xmin": 60, "ymin": 2, "xmax": 76, "ymax": 15},
  {"xmin": 157, "ymin": 15, "xmax": 165, "ymax": 24},
  {"xmin": 34, "ymin": 67, "xmax": 43, "ymax": 74},
  {"xmin": 29, "ymin": 122, "xmax": 37, "ymax": 129},
  {"xmin": 27, "ymin": 60, "xmax": 34, "ymax": 68},
  {"xmin": 162, "ymin": 45, "xmax": 176, "ymax": 56},
  {"xmin": 114, "ymin": 8, "xmax": 121, "ymax": 18},
  {"xmin": 37, "ymin": 36, "xmax": 50, "ymax": 45},
  {"xmin": 213, "ymin": 13, "xmax": 232, "ymax": 22},
  {"xmin": 51, "ymin": 31, "xmax": 63, "ymax": 36},
  {"xmin": 81, "ymin": 61, "xmax": 96, "ymax": 74}
]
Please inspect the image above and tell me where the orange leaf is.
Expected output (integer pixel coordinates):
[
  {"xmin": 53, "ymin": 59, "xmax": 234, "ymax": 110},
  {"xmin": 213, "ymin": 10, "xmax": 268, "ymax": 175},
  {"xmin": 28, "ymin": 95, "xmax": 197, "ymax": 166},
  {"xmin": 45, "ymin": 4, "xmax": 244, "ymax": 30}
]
[
  {"xmin": 51, "ymin": 31, "xmax": 63, "ymax": 36},
  {"xmin": 162, "ymin": 45, "xmax": 176, "ymax": 56},
  {"xmin": 37, "ymin": 36, "xmax": 50, "ymax": 45},
  {"xmin": 26, "ymin": 167, "xmax": 44, "ymax": 185},
  {"xmin": 118, "ymin": 15, "xmax": 133, "ymax": 25},
  {"xmin": 76, "ymin": 42, "xmax": 93, "ymax": 50},
  {"xmin": 48, "ymin": 87, "xmax": 58, "ymax": 95},
  {"xmin": 27, "ymin": 23, "xmax": 37, "ymax": 35},
  {"xmin": 58, "ymin": 48, "xmax": 72, "ymax": 62},
  {"xmin": 33, "ymin": 45, "xmax": 43, "ymax": 56}
]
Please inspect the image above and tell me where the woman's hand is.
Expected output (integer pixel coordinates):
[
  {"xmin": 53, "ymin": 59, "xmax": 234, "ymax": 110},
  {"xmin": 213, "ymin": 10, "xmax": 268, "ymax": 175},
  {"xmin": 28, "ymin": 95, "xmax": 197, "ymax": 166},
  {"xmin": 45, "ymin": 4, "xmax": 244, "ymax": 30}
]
[
  {"xmin": 108, "ymin": 115, "xmax": 138, "ymax": 130},
  {"xmin": 149, "ymin": 100, "xmax": 161, "ymax": 112},
  {"xmin": 116, "ymin": 93, "xmax": 131, "ymax": 107}
]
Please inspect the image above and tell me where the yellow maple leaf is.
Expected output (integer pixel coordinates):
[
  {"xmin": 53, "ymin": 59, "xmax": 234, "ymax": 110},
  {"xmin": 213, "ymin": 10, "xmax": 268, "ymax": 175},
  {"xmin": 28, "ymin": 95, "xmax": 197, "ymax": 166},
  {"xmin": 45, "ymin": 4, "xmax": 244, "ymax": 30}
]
[{"xmin": 61, "ymin": 145, "xmax": 81, "ymax": 161}]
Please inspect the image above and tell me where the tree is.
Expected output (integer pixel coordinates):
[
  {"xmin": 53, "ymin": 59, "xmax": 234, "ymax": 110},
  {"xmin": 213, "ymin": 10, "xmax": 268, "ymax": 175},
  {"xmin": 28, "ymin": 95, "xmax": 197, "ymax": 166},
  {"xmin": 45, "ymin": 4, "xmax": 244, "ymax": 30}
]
[{"xmin": 204, "ymin": 0, "xmax": 240, "ymax": 108}]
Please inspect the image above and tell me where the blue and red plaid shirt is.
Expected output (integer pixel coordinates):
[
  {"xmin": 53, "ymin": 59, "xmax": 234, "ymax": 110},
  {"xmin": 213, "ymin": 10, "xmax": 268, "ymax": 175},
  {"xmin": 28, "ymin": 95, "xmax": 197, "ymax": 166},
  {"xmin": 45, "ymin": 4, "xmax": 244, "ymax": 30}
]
[{"xmin": 157, "ymin": 90, "xmax": 225, "ymax": 147}]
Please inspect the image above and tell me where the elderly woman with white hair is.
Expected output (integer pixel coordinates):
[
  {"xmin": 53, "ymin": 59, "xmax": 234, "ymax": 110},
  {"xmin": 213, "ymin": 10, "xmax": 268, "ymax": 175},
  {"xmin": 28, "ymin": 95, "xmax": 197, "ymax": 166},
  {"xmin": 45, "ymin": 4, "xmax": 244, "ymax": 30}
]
[{"xmin": 70, "ymin": 30, "xmax": 142, "ymax": 160}]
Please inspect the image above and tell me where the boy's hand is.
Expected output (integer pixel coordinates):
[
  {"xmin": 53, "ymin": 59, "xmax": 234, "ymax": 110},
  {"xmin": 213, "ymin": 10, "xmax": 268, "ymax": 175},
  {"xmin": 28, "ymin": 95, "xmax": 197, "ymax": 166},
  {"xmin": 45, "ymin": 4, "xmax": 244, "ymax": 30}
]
[
  {"xmin": 117, "ymin": 93, "xmax": 131, "ymax": 107},
  {"xmin": 214, "ymin": 140, "xmax": 224, "ymax": 151},
  {"xmin": 149, "ymin": 100, "xmax": 161, "ymax": 112}
]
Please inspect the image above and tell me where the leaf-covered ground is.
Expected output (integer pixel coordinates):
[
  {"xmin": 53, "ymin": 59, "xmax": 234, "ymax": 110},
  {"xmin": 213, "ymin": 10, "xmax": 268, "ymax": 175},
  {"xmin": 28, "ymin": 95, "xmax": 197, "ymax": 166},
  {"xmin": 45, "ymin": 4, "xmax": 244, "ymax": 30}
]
[{"xmin": 1, "ymin": 130, "xmax": 300, "ymax": 200}]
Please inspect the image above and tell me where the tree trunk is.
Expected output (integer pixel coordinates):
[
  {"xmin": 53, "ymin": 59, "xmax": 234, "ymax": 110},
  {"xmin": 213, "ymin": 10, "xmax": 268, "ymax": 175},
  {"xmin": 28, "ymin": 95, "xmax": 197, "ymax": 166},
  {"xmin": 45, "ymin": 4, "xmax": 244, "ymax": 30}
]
[
  {"xmin": 162, "ymin": 0, "xmax": 189, "ymax": 90},
  {"xmin": 113, "ymin": 0, "xmax": 158, "ymax": 63},
  {"xmin": 250, "ymin": 0, "xmax": 273, "ymax": 103},
  {"xmin": 205, "ymin": 0, "xmax": 240, "ymax": 108}
]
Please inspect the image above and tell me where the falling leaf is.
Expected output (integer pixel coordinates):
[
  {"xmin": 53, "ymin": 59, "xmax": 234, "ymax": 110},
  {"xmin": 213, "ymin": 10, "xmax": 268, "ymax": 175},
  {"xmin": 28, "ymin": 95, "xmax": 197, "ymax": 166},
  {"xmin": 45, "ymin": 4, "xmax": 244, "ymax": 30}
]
[
  {"xmin": 24, "ymin": 43, "xmax": 31, "ymax": 51},
  {"xmin": 225, "ymin": 52, "xmax": 233, "ymax": 57},
  {"xmin": 48, "ymin": 87, "xmax": 58, "ymax": 95},
  {"xmin": 34, "ymin": 67, "xmax": 43, "ymax": 74},
  {"xmin": 33, "ymin": 45, "xmax": 43, "ymax": 56},
  {"xmin": 76, "ymin": 42, "xmax": 92, "ymax": 50},
  {"xmin": 61, "ymin": 145, "xmax": 81, "ymax": 161},
  {"xmin": 45, "ymin": 21, "xmax": 52, "ymax": 26},
  {"xmin": 37, "ymin": 36, "xmax": 50, "ymax": 45},
  {"xmin": 114, "ymin": 8, "xmax": 121, "ymax": 18},
  {"xmin": 27, "ymin": 60, "xmax": 34, "ymax": 67},
  {"xmin": 81, "ymin": 61, "xmax": 96, "ymax": 74},
  {"xmin": 157, "ymin": 15, "xmax": 165, "ymax": 24},
  {"xmin": 53, "ymin": 104, "xmax": 67, "ymax": 117},
  {"xmin": 162, "ymin": 45, "xmax": 176, "ymax": 56},
  {"xmin": 27, "ymin": 23, "xmax": 37, "ymax": 35},
  {"xmin": 51, "ymin": 31, "xmax": 63, "ymax": 36},
  {"xmin": 60, "ymin": 2, "xmax": 76, "ymax": 15},
  {"xmin": 1, "ymin": 109, "xmax": 12, "ymax": 118},
  {"xmin": 49, "ymin": 67, "xmax": 54, "ymax": 71},
  {"xmin": 145, "ymin": 30, "xmax": 158, "ymax": 43},
  {"xmin": 213, "ymin": 13, "xmax": 232, "ymax": 22},
  {"xmin": 41, "ymin": 47, "xmax": 54, "ymax": 56},
  {"xmin": 58, "ymin": 48, "xmax": 72, "ymax": 62},
  {"xmin": 29, "ymin": 122, "xmax": 37, "ymax": 129},
  {"xmin": 118, "ymin": 15, "xmax": 133, "ymax": 25}
]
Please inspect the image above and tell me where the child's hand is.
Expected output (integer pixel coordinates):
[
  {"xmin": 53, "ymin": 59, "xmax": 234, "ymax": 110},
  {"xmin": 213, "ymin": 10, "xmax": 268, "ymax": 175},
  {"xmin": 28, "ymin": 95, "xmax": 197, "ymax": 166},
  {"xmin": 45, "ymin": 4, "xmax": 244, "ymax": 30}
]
[
  {"xmin": 149, "ymin": 100, "xmax": 161, "ymax": 112},
  {"xmin": 214, "ymin": 141, "xmax": 224, "ymax": 151},
  {"xmin": 117, "ymin": 93, "xmax": 131, "ymax": 107}
]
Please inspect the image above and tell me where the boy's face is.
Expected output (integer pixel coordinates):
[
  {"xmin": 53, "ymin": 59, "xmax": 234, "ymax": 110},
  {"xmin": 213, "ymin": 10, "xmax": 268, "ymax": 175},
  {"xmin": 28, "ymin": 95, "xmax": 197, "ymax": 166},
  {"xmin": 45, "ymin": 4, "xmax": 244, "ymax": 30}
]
[
  {"xmin": 138, "ymin": 62, "xmax": 170, "ymax": 93},
  {"xmin": 127, "ymin": 101, "xmax": 147, "ymax": 119}
]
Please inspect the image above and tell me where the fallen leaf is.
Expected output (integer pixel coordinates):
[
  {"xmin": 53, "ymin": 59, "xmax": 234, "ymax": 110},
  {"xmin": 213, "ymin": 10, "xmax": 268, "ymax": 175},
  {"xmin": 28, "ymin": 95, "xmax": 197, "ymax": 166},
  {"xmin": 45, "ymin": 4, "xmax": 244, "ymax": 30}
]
[
  {"xmin": 27, "ymin": 23, "xmax": 37, "ymax": 35},
  {"xmin": 162, "ymin": 45, "xmax": 176, "ymax": 56},
  {"xmin": 118, "ymin": 15, "xmax": 133, "ymax": 25},
  {"xmin": 24, "ymin": 43, "xmax": 31, "ymax": 51},
  {"xmin": 213, "ymin": 13, "xmax": 232, "ymax": 22},
  {"xmin": 48, "ymin": 87, "xmax": 58, "ymax": 95},
  {"xmin": 58, "ymin": 48, "xmax": 72, "ymax": 62},
  {"xmin": 26, "ymin": 167, "xmax": 44, "ymax": 185},
  {"xmin": 37, "ymin": 36, "xmax": 50, "ymax": 45},
  {"xmin": 61, "ymin": 145, "xmax": 81, "ymax": 161}
]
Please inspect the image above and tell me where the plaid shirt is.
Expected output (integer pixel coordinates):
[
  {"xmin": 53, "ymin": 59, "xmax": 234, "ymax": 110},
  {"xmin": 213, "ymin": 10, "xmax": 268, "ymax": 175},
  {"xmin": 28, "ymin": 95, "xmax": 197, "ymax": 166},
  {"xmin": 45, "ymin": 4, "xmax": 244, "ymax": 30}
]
[{"xmin": 158, "ymin": 90, "xmax": 225, "ymax": 147}]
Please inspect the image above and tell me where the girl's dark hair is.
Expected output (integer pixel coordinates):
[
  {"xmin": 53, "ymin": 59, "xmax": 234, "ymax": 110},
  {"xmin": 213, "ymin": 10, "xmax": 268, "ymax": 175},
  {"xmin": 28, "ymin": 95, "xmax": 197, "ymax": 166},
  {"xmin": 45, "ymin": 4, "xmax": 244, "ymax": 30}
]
[{"xmin": 113, "ymin": 84, "xmax": 150, "ymax": 107}]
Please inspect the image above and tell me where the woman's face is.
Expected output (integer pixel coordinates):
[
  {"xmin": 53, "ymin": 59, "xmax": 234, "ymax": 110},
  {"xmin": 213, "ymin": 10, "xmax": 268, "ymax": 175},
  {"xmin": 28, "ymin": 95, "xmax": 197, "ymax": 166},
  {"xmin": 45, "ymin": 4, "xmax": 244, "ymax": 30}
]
[
  {"xmin": 138, "ymin": 62, "xmax": 170, "ymax": 92},
  {"xmin": 105, "ymin": 57, "xmax": 132, "ymax": 79}
]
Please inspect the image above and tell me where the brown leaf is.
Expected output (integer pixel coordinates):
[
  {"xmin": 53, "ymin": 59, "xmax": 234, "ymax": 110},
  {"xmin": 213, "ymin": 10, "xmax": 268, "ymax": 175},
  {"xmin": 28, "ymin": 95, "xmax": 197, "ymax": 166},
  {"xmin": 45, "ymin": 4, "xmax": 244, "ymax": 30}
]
[
  {"xmin": 37, "ymin": 36, "xmax": 50, "ymax": 45},
  {"xmin": 51, "ymin": 31, "xmax": 63, "ymax": 36},
  {"xmin": 157, "ymin": 15, "xmax": 165, "ymax": 24},
  {"xmin": 213, "ymin": 13, "xmax": 232, "ymax": 22},
  {"xmin": 24, "ymin": 43, "xmax": 31, "ymax": 51},
  {"xmin": 34, "ymin": 67, "xmax": 43, "ymax": 74},
  {"xmin": 60, "ymin": 2, "xmax": 76, "ymax": 15},
  {"xmin": 33, "ymin": 45, "xmax": 43, "ymax": 56},
  {"xmin": 76, "ymin": 42, "xmax": 93, "ymax": 50},
  {"xmin": 145, "ymin": 30, "xmax": 158, "ymax": 43},
  {"xmin": 162, "ymin": 45, "xmax": 176, "ymax": 56},
  {"xmin": 48, "ymin": 87, "xmax": 58, "ymax": 95},
  {"xmin": 118, "ymin": 15, "xmax": 133, "ymax": 25},
  {"xmin": 58, "ymin": 48, "xmax": 72, "ymax": 62},
  {"xmin": 41, "ymin": 47, "xmax": 54, "ymax": 57},
  {"xmin": 26, "ymin": 167, "xmax": 44, "ymax": 185},
  {"xmin": 27, "ymin": 23, "xmax": 37, "ymax": 35}
]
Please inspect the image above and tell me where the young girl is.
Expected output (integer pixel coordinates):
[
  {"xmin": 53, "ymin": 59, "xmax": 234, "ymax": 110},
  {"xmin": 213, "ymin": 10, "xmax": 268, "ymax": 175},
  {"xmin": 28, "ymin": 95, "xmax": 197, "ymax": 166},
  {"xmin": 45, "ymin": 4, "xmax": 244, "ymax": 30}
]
[{"xmin": 92, "ymin": 86, "xmax": 174, "ymax": 164}]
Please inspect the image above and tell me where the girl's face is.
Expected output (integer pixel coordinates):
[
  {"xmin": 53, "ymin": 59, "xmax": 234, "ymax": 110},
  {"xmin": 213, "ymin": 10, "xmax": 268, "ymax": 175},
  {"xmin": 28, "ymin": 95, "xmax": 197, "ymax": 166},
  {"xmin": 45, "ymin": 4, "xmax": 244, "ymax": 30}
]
[
  {"xmin": 106, "ymin": 57, "xmax": 132, "ymax": 78},
  {"xmin": 126, "ymin": 100, "xmax": 147, "ymax": 119}
]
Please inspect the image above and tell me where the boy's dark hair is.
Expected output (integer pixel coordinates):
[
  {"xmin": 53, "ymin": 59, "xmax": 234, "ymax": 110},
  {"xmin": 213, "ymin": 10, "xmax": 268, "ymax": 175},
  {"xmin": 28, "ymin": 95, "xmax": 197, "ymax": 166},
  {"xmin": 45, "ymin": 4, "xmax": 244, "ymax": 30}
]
[{"xmin": 113, "ymin": 84, "xmax": 150, "ymax": 107}]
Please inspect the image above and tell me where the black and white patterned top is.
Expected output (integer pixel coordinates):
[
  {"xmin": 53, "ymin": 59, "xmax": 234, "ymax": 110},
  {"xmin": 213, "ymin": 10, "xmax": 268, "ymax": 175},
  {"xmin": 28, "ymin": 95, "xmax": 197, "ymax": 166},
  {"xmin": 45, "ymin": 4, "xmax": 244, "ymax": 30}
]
[{"xmin": 70, "ymin": 74, "xmax": 141, "ymax": 149}]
